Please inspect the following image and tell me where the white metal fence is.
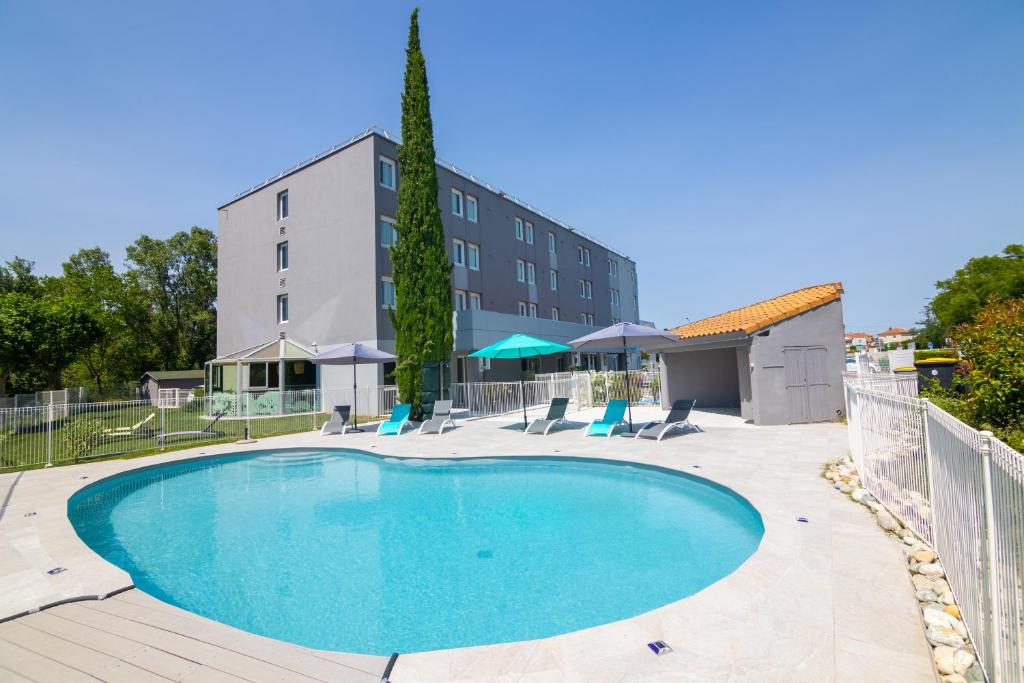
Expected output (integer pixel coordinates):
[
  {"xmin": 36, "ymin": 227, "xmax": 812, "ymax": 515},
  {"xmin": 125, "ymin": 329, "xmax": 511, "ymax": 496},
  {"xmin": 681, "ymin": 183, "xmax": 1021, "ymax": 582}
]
[
  {"xmin": 451, "ymin": 376, "xmax": 591, "ymax": 419},
  {"xmin": 845, "ymin": 379, "xmax": 1023, "ymax": 683}
]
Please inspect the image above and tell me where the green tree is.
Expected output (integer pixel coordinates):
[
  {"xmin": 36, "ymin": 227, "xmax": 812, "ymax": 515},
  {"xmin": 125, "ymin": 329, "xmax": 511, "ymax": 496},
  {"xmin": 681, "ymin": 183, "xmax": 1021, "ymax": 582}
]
[
  {"xmin": 929, "ymin": 244, "xmax": 1024, "ymax": 333},
  {"xmin": 0, "ymin": 257, "xmax": 41, "ymax": 295},
  {"xmin": 126, "ymin": 227, "xmax": 217, "ymax": 370},
  {"xmin": 57, "ymin": 248, "xmax": 155, "ymax": 395},
  {"xmin": 31, "ymin": 298, "xmax": 103, "ymax": 389},
  {"xmin": 389, "ymin": 8, "xmax": 453, "ymax": 419},
  {"xmin": 0, "ymin": 294, "xmax": 39, "ymax": 396}
]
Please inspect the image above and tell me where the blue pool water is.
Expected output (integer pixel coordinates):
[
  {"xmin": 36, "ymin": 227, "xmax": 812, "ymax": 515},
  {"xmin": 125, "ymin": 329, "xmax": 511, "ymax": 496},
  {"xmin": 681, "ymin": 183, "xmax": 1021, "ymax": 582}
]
[{"xmin": 68, "ymin": 450, "xmax": 763, "ymax": 654}]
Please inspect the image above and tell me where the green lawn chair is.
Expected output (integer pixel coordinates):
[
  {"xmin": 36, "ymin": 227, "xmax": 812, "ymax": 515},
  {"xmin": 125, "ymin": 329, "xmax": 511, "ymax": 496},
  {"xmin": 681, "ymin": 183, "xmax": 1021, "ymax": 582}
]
[
  {"xmin": 377, "ymin": 403, "xmax": 413, "ymax": 436},
  {"xmin": 584, "ymin": 400, "xmax": 629, "ymax": 438}
]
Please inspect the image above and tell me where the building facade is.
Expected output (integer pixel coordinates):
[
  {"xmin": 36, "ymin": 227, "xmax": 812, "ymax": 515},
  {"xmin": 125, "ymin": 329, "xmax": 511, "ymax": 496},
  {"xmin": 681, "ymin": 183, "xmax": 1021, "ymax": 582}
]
[{"xmin": 215, "ymin": 128, "xmax": 640, "ymax": 392}]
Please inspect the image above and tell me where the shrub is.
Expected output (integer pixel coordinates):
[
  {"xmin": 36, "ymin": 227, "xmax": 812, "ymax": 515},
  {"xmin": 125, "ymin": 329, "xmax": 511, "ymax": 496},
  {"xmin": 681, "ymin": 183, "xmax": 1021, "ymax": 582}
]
[
  {"xmin": 915, "ymin": 349, "xmax": 960, "ymax": 361},
  {"xmin": 62, "ymin": 416, "xmax": 106, "ymax": 461}
]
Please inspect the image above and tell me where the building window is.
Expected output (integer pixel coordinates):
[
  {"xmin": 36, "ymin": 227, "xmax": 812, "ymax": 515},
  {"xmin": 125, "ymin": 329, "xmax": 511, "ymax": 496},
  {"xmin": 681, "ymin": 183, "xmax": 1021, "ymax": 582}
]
[
  {"xmin": 249, "ymin": 361, "xmax": 280, "ymax": 389},
  {"xmin": 610, "ymin": 288, "xmax": 620, "ymax": 306},
  {"xmin": 528, "ymin": 302, "xmax": 537, "ymax": 318},
  {"xmin": 277, "ymin": 241, "xmax": 289, "ymax": 271},
  {"xmin": 451, "ymin": 188, "xmax": 464, "ymax": 217},
  {"xmin": 527, "ymin": 261, "xmax": 536, "ymax": 284},
  {"xmin": 608, "ymin": 259, "xmax": 618, "ymax": 278},
  {"xmin": 454, "ymin": 289, "xmax": 467, "ymax": 311},
  {"xmin": 548, "ymin": 232, "xmax": 556, "ymax": 253},
  {"xmin": 516, "ymin": 259, "xmax": 526, "ymax": 282},
  {"xmin": 631, "ymin": 268, "xmax": 637, "ymax": 284},
  {"xmin": 452, "ymin": 238, "xmax": 466, "ymax": 267},
  {"xmin": 515, "ymin": 217, "xmax": 524, "ymax": 241},
  {"xmin": 381, "ymin": 276, "xmax": 396, "ymax": 309},
  {"xmin": 633, "ymin": 294, "xmax": 639, "ymax": 311},
  {"xmin": 380, "ymin": 216, "xmax": 398, "ymax": 247},
  {"xmin": 466, "ymin": 195, "xmax": 478, "ymax": 222},
  {"xmin": 525, "ymin": 221, "xmax": 534, "ymax": 245},
  {"xmin": 549, "ymin": 269, "xmax": 558, "ymax": 291},
  {"xmin": 584, "ymin": 313, "xmax": 594, "ymax": 325},
  {"xmin": 469, "ymin": 292, "xmax": 481, "ymax": 310},
  {"xmin": 580, "ymin": 312, "xmax": 587, "ymax": 324},
  {"xmin": 579, "ymin": 279, "xmax": 592, "ymax": 299},
  {"xmin": 518, "ymin": 301, "xmax": 528, "ymax": 316},
  {"xmin": 467, "ymin": 242, "xmax": 480, "ymax": 270},
  {"xmin": 578, "ymin": 246, "xmax": 591, "ymax": 266},
  {"xmin": 379, "ymin": 156, "xmax": 396, "ymax": 190},
  {"xmin": 277, "ymin": 294, "xmax": 289, "ymax": 323},
  {"xmin": 551, "ymin": 307, "xmax": 559, "ymax": 321},
  {"xmin": 277, "ymin": 190, "xmax": 289, "ymax": 220}
]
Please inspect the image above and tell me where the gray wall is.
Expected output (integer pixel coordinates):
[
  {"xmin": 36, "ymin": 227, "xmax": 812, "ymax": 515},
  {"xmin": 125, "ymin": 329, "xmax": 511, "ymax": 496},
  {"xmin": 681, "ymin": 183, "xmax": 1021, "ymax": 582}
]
[
  {"xmin": 660, "ymin": 347, "xmax": 742, "ymax": 409},
  {"xmin": 217, "ymin": 135, "xmax": 379, "ymax": 357},
  {"xmin": 749, "ymin": 299, "xmax": 846, "ymax": 425}
]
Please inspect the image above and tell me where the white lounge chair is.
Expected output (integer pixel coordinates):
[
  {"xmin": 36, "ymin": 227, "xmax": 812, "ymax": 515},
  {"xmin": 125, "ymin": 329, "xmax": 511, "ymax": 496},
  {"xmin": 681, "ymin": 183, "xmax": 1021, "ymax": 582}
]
[
  {"xmin": 320, "ymin": 405, "xmax": 352, "ymax": 436},
  {"xmin": 102, "ymin": 412, "xmax": 155, "ymax": 438},
  {"xmin": 635, "ymin": 400, "xmax": 698, "ymax": 441}
]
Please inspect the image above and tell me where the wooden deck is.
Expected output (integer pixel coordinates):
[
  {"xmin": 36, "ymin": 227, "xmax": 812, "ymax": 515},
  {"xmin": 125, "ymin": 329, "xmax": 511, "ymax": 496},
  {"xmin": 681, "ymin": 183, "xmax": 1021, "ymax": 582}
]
[{"xmin": 0, "ymin": 589, "xmax": 386, "ymax": 682}]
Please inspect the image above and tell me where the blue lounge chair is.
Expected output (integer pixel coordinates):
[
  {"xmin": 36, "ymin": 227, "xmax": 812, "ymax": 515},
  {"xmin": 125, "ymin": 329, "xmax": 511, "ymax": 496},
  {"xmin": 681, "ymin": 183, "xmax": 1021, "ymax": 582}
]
[
  {"xmin": 584, "ymin": 400, "xmax": 628, "ymax": 438},
  {"xmin": 377, "ymin": 403, "xmax": 413, "ymax": 436}
]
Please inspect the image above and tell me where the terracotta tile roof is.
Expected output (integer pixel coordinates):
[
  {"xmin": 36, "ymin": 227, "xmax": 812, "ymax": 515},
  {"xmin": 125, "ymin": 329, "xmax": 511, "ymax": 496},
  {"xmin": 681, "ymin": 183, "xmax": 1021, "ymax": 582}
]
[
  {"xmin": 878, "ymin": 327, "xmax": 911, "ymax": 336},
  {"xmin": 669, "ymin": 283, "xmax": 844, "ymax": 340},
  {"xmin": 846, "ymin": 332, "xmax": 871, "ymax": 339}
]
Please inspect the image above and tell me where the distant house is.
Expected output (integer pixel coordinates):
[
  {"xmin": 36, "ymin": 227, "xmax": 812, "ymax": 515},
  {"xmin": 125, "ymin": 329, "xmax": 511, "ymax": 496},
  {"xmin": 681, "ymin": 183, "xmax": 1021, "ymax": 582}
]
[
  {"xmin": 649, "ymin": 283, "xmax": 846, "ymax": 425},
  {"xmin": 877, "ymin": 327, "xmax": 913, "ymax": 347},
  {"xmin": 845, "ymin": 332, "xmax": 872, "ymax": 350},
  {"xmin": 139, "ymin": 370, "xmax": 205, "ymax": 406}
]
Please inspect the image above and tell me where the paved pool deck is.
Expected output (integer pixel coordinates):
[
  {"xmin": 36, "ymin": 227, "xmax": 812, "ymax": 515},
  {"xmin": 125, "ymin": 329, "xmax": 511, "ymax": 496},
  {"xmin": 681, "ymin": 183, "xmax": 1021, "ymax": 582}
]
[{"xmin": 0, "ymin": 406, "xmax": 936, "ymax": 682}]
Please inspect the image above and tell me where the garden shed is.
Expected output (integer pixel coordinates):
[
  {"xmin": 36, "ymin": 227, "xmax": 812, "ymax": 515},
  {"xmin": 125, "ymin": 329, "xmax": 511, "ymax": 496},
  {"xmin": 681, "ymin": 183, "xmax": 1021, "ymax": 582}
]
[
  {"xmin": 649, "ymin": 283, "xmax": 847, "ymax": 425},
  {"xmin": 139, "ymin": 370, "xmax": 205, "ymax": 406}
]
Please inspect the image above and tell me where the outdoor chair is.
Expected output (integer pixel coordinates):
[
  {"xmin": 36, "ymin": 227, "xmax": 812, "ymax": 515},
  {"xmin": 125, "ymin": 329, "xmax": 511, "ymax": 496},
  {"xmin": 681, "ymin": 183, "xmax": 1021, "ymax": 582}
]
[
  {"xmin": 156, "ymin": 410, "xmax": 227, "ymax": 447},
  {"xmin": 320, "ymin": 405, "xmax": 352, "ymax": 436},
  {"xmin": 635, "ymin": 399, "xmax": 698, "ymax": 441},
  {"xmin": 524, "ymin": 397, "xmax": 570, "ymax": 435},
  {"xmin": 377, "ymin": 403, "xmax": 413, "ymax": 436},
  {"xmin": 102, "ymin": 412, "xmax": 155, "ymax": 439},
  {"xmin": 583, "ymin": 400, "xmax": 629, "ymax": 438},
  {"xmin": 418, "ymin": 400, "xmax": 455, "ymax": 435}
]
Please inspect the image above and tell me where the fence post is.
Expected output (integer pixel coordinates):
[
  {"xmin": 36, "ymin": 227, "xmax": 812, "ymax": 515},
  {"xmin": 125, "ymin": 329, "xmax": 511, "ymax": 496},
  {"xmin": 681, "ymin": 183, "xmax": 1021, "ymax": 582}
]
[
  {"xmin": 919, "ymin": 398, "xmax": 937, "ymax": 544},
  {"xmin": 160, "ymin": 405, "xmax": 166, "ymax": 450},
  {"xmin": 978, "ymin": 430, "xmax": 1003, "ymax": 683},
  {"xmin": 45, "ymin": 402, "xmax": 53, "ymax": 467}
]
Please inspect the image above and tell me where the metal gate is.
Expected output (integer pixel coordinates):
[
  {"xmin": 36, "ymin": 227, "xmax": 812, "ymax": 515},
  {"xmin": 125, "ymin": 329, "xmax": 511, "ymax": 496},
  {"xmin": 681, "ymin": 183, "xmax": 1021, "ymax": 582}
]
[{"xmin": 784, "ymin": 346, "xmax": 831, "ymax": 423}]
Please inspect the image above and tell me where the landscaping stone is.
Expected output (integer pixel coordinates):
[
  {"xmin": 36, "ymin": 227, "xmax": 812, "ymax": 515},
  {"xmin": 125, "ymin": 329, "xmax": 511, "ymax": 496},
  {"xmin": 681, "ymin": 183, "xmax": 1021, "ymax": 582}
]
[
  {"xmin": 941, "ymin": 592, "xmax": 956, "ymax": 606},
  {"xmin": 915, "ymin": 589, "xmax": 938, "ymax": 603},
  {"xmin": 941, "ymin": 674, "xmax": 967, "ymax": 683},
  {"xmin": 917, "ymin": 562, "xmax": 945, "ymax": 578},
  {"xmin": 851, "ymin": 488, "xmax": 873, "ymax": 503},
  {"xmin": 932, "ymin": 579, "xmax": 951, "ymax": 595},
  {"xmin": 953, "ymin": 649, "xmax": 975, "ymax": 674},
  {"xmin": 964, "ymin": 665, "xmax": 984, "ymax": 682},
  {"xmin": 876, "ymin": 510, "xmax": 901, "ymax": 532},
  {"xmin": 933, "ymin": 645, "xmax": 956, "ymax": 674},
  {"xmin": 923, "ymin": 607, "xmax": 957, "ymax": 630},
  {"xmin": 912, "ymin": 575, "xmax": 935, "ymax": 591},
  {"xmin": 902, "ymin": 535, "xmax": 917, "ymax": 545},
  {"xmin": 944, "ymin": 605, "xmax": 961, "ymax": 619},
  {"xmin": 835, "ymin": 482, "xmax": 852, "ymax": 494},
  {"xmin": 911, "ymin": 549, "xmax": 937, "ymax": 563},
  {"xmin": 927, "ymin": 625, "xmax": 966, "ymax": 648}
]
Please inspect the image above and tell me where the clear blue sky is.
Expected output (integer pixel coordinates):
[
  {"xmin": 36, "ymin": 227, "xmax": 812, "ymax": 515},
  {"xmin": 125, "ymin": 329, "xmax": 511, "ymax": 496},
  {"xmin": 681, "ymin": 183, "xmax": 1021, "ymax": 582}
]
[{"xmin": 1, "ymin": 1, "xmax": 1021, "ymax": 332}]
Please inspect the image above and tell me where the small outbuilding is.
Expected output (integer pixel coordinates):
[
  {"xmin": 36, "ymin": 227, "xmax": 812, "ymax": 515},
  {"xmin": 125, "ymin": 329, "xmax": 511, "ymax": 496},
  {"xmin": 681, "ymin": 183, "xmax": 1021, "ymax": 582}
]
[
  {"xmin": 650, "ymin": 283, "xmax": 846, "ymax": 425},
  {"xmin": 139, "ymin": 370, "xmax": 205, "ymax": 406}
]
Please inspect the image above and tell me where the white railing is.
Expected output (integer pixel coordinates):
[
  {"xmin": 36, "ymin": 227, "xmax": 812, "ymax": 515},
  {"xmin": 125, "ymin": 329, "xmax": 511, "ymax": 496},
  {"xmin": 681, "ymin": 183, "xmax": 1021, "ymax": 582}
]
[
  {"xmin": 451, "ymin": 373, "xmax": 595, "ymax": 419},
  {"xmin": 845, "ymin": 379, "xmax": 1023, "ymax": 683},
  {"xmin": 843, "ymin": 371, "xmax": 919, "ymax": 396}
]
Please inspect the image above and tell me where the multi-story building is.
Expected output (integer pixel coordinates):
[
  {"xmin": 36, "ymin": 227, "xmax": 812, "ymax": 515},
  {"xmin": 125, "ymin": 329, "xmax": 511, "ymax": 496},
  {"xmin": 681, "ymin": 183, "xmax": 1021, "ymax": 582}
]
[{"xmin": 212, "ymin": 127, "xmax": 640, "ymax": 395}]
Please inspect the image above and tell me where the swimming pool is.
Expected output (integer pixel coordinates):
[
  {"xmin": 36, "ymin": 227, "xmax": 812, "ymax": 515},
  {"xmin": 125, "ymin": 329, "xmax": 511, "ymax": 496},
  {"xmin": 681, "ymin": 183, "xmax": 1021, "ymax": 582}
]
[{"xmin": 69, "ymin": 450, "xmax": 763, "ymax": 655}]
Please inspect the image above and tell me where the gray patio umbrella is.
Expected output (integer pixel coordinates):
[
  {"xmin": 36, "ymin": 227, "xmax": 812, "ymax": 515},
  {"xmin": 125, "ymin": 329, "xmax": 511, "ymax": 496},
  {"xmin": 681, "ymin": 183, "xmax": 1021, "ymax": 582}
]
[
  {"xmin": 569, "ymin": 322, "xmax": 678, "ymax": 431},
  {"xmin": 311, "ymin": 343, "xmax": 396, "ymax": 432}
]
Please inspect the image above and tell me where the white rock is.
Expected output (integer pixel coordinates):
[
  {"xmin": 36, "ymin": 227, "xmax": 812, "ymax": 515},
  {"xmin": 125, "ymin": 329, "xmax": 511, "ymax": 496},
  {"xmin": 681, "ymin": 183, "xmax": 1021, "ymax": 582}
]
[
  {"xmin": 902, "ymin": 535, "xmax": 917, "ymax": 545},
  {"xmin": 942, "ymin": 675, "xmax": 967, "ymax": 683},
  {"xmin": 851, "ymin": 488, "xmax": 874, "ymax": 503},
  {"xmin": 953, "ymin": 649, "xmax": 975, "ymax": 674},
  {"xmin": 876, "ymin": 510, "xmax": 901, "ymax": 532},
  {"xmin": 927, "ymin": 625, "xmax": 966, "ymax": 648},
  {"xmin": 933, "ymin": 645, "xmax": 956, "ymax": 674},
  {"xmin": 866, "ymin": 501, "xmax": 884, "ymax": 513},
  {"xmin": 915, "ymin": 589, "xmax": 938, "ymax": 602},
  {"xmin": 941, "ymin": 592, "xmax": 956, "ymax": 605},
  {"xmin": 835, "ymin": 482, "xmax": 853, "ymax": 494},
  {"xmin": 964, "ymin": 664, "xmax": 985, "ymax": 682},
  {"xmin": 951, "ymin": 618, "xmax": 967, "ymax": 638},
  {"xmin": 932, "ymin": 578, "xmax": 951, "ymax": 594},
  {"xmin": 917, "ymin": 562, "xmax": 945, "ymax": 578},
  {"xmin": 912, "ymin": 575, "xmax": 935, "ymax": 591},
  {"xmin": 923, "ymin": 608, "xmax": 957, "ymax": 630}
]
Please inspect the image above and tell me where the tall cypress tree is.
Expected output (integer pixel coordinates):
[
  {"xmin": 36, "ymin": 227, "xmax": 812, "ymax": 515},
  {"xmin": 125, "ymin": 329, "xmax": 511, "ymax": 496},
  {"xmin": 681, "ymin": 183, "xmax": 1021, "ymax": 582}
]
[{"xmin": 390, "ymin": 8, "xmax": 453, "ymax": 419}]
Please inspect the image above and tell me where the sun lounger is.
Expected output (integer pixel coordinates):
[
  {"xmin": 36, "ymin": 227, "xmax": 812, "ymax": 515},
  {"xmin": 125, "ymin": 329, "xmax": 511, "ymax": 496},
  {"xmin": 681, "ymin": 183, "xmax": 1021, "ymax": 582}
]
[
  {"xmin": 635, "ymin": 399, "xmax": 698, "ymax": 441},
  {"xmin": 584, "ymin": 400, "xmax": 628, "ymax": 438},
  {"xmin": 320, "ymin": 405, "xmax": 352, "ymax": 436},
  {"xmin": 418, "ymin": 400, "xmax": 455, "ymax": 435},
  {"xmin": 102, "ymin": 412, "xmax": 155, "ymax": 438},
  {"xmin": 156, "ymin": 411, "xmax": 227, "ymax": 446},
  {"xmin": 377, "ymin": 403, "xmax": 413, "ymax": 436},
  {"xmin": 525, "ymin": 397, "xmax": 570, "ymax": 435}
]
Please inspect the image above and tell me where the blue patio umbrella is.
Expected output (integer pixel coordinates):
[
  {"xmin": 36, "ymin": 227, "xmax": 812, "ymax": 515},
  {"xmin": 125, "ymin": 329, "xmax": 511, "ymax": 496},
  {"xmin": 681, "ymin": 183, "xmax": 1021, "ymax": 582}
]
[
  {"xmin": 569, "ymin": 323, "xmax": 678, "ymax": 431},
  {"xmin": 469, "ymin": 334, "xmax": 572, "ymax": 428},
  {"xmin": 311, "ymin": 343, "xmax": 396, "ymax": 432}
]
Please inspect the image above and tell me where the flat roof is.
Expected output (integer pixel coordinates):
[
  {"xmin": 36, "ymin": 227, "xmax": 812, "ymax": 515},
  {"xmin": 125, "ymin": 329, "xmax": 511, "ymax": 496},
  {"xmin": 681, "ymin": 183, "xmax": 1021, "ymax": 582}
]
[{"xmin": 218, "ymin": 126, "xmax": 634, "ymax": 261}]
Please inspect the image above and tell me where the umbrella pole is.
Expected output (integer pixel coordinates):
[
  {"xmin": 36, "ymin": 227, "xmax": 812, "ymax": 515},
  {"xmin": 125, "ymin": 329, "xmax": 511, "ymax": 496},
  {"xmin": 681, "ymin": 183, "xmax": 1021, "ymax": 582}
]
[
  {"xmin": 521, "ymin": 376, "xmax": 528, "ymax": 430},
  {"xmin": 351, "ymin": 363, "xmax": 363, "ymax": 433},
  {"xmin": 624, "ymin": 338, "xmax": 633, "ymax": 431}
]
